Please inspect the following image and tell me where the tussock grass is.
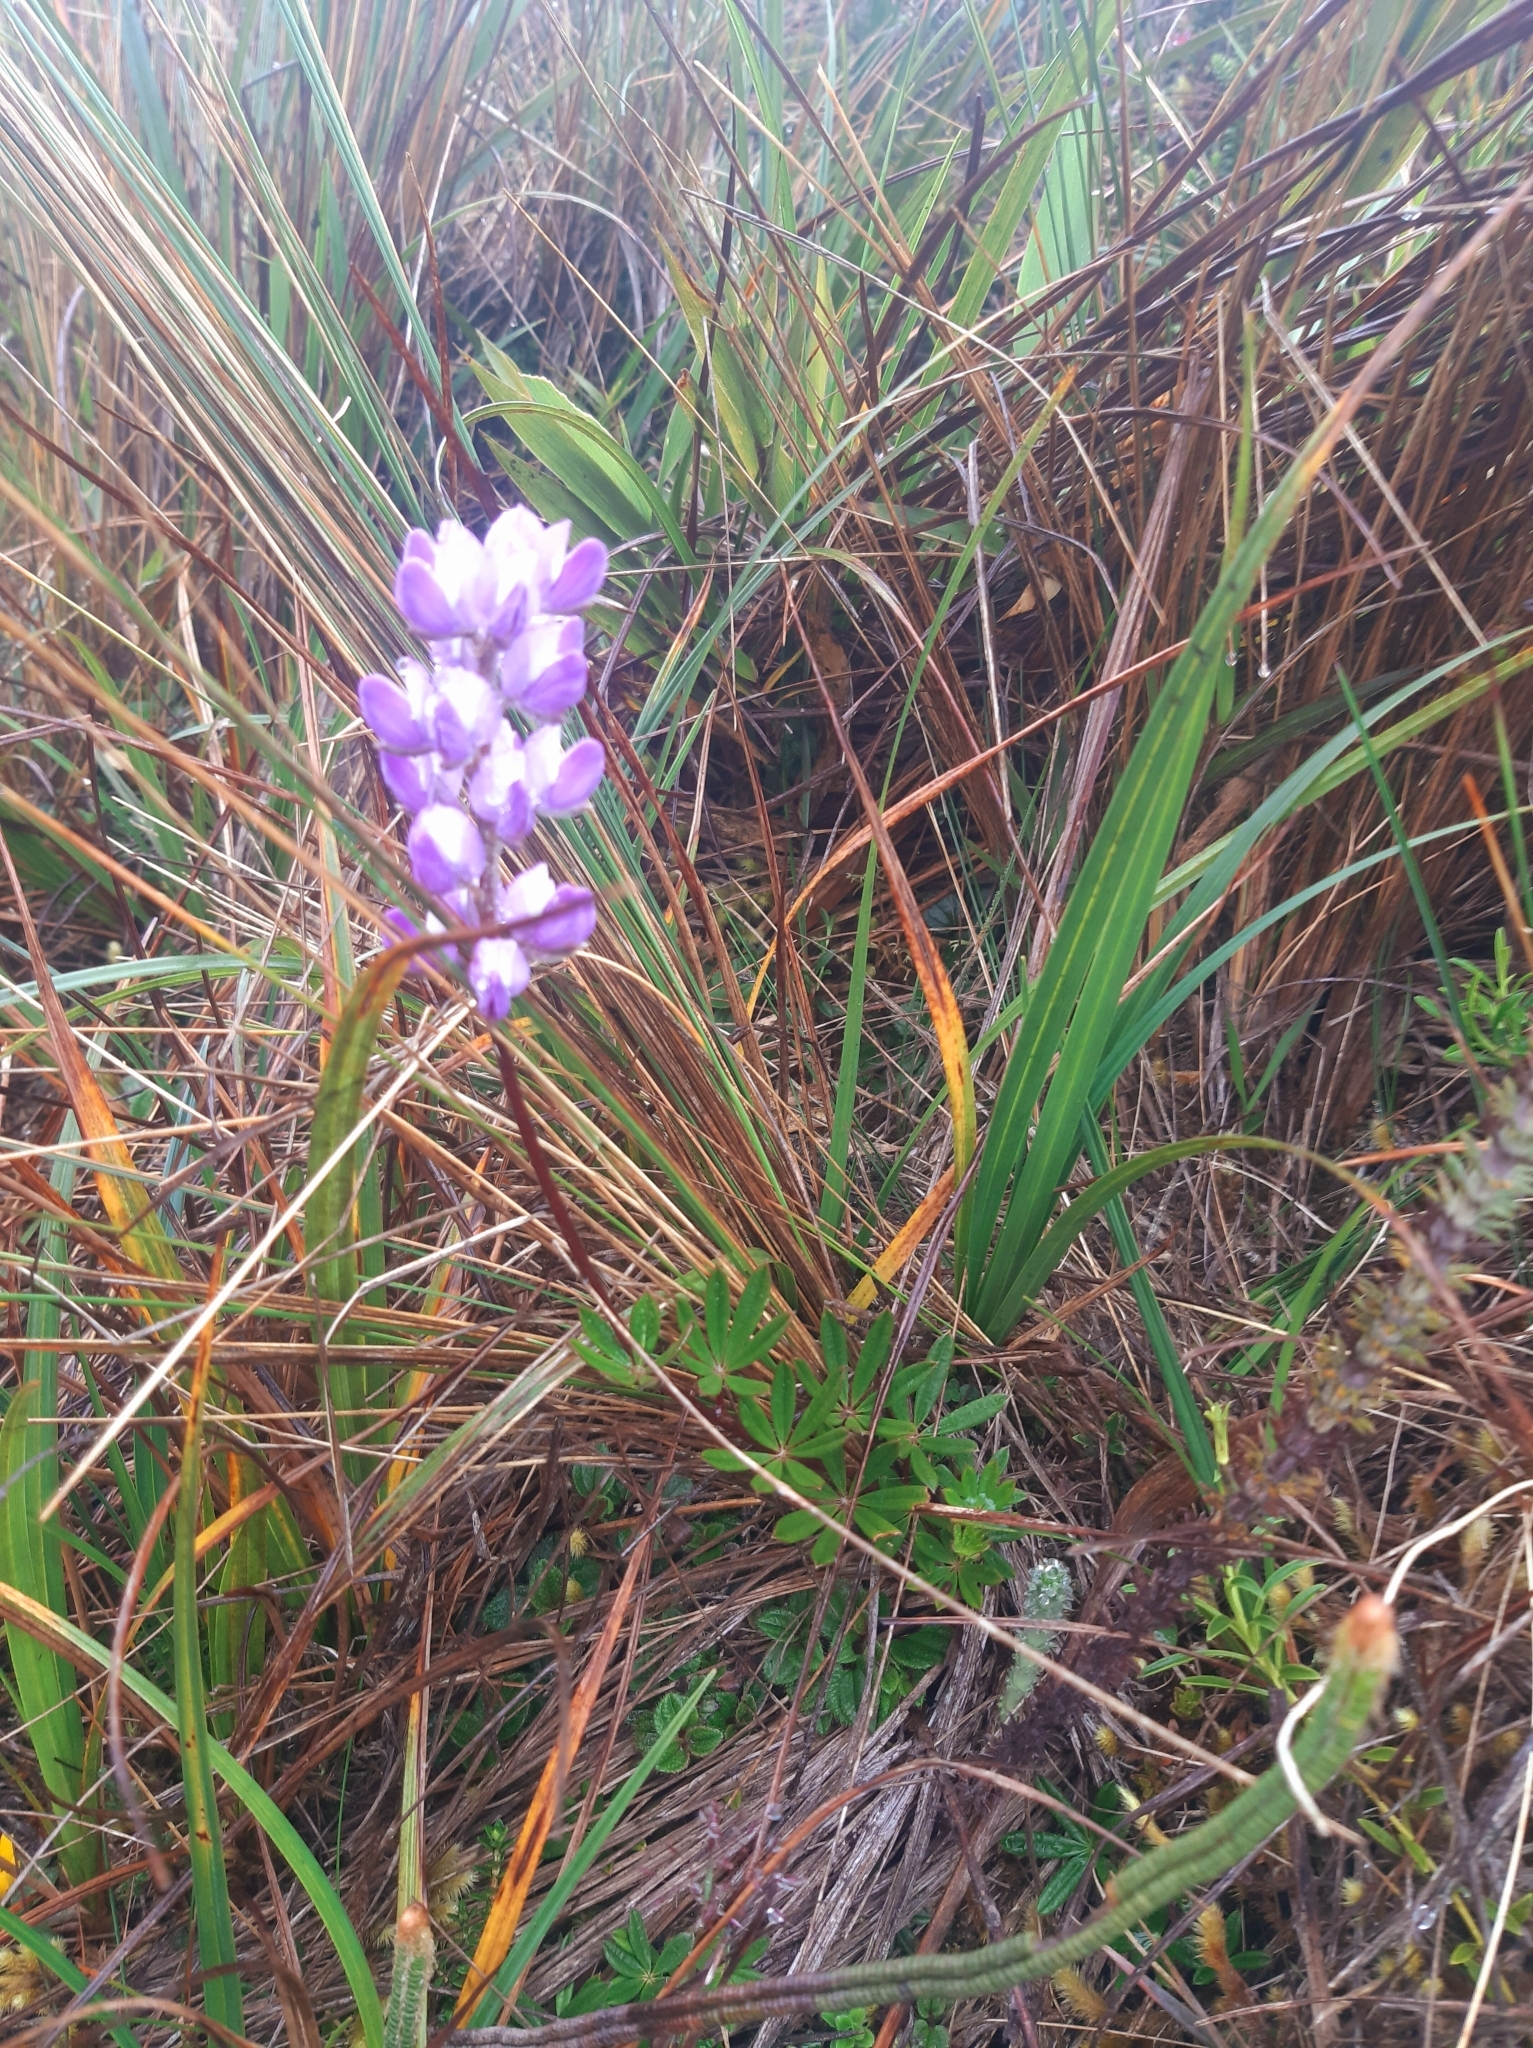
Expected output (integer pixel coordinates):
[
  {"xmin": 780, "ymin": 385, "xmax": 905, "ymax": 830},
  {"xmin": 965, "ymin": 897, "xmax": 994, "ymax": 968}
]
[{"xmin": 1, "ymin": 1, "xmax": 1532, "ymax": 2042}]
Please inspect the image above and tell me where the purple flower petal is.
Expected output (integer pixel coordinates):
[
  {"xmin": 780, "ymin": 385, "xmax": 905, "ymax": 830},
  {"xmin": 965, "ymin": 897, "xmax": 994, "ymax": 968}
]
[
  {"xmin": 539, "ymin": 736, "xmax": 605, "ymax": 813},
  {"xmin": 522, "ymin": 724, "xmax": 603, "ymax": 813},
  {"xmin": 545, "ymin": 537, "xmax": 608, "ymax": 612},
  {"xmin": 497, "ymin": 862, "xmax": 555, "ymax": 922},
  {"xmin": 519, "ymin": 883, "xmax": 597, "ymax": 958},
  {"xmin": 496, "ymin": 867, "xmax": 595, "ymax": 956},
  {"xmin": 359, "ymin": 672, "xmax": 431, "ymax": 753},
  {"xmin": 426, "ymin": 665, "xmax": 502, "ymax": 766},
  {"xmin": 462, "ymin": 548, "xmax": 502, "ymax": 636},
  {"xmin": 469, "ymin": 936, "xmax": 531, "ymax": 1020},
  {"xmin": 381, "ymin": 906, "xmax": 463, "ymax": 976},
  {"xmin": 466, "ymin": 725, "xmax": 536, "ymax": 841},
  {"xmin": 400, "ymin": 529, "xmax": 436, "ymax": 567},
  {"xmin": 408, "ymin": 803, "xmax": 486, "ymax": 894},
  {"xmin": 482, "ymin": 781, "xmax": 536, "ymax": 843},
  {"xmin": 396, "ymin": 556, "xmax": 460, "ymax": 638},
  {"xmin": 515, "ymin": 656, "xmax": 589, "ymax": 722},
  {"xmin": 484, "ymin": 580, "xmax": 530, "ymax": 645},
  {"xmin": 499, "ymin": 616, "xmax": 585, "ymax": 708},
  {"xmin": 380, "ymin": 750, "xmax": 457, "ymax": 815}
]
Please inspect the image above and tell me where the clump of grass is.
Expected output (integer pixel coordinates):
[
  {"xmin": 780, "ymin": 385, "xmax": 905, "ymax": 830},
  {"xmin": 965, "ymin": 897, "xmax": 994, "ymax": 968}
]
[{"xmin": 1, "ymin": 1, "xmax": 1532, "ymax": 2043}]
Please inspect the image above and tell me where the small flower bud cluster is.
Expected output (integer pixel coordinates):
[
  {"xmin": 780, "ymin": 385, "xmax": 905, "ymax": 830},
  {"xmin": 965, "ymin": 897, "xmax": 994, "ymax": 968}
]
[{"xmin": 360, "ymin": 508, "xmax": 607, "ymax": 1019}]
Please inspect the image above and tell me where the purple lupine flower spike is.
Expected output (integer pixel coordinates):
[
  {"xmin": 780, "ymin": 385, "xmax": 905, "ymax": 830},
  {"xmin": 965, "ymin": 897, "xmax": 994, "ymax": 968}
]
[{"xmin": 359, "ymin": 500, "xmax": 608, "ymax": 1019}]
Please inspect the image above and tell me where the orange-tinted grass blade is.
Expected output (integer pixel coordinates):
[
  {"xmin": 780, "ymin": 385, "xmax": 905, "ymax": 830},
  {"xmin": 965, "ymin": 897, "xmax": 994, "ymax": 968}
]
[
  {"xmin": 0, "ymin": 831, "xmax": 184, "ymax": 1292},
  {"xmin": 1462, "ymin": 774, "xmax": 1533, "ymax": 976},
  {"xmin": 454, "ymin": 1532, "xmax": 652, "ymax": 2021},
  {"xmin": 781, "ymin": 576, "xmax": 976, "ymax": 1179},
  {"xmin": 136, "ymin": 1483, "xmax": 282, "ymax": 1622},
  {"xmin": 847, "ymin": 1166, "xmax": 957, "ymax": 1311}
]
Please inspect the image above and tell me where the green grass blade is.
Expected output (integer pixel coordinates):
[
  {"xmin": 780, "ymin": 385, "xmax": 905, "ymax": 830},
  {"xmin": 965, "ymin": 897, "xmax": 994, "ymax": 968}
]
[
  {"xmin": 265, "ymin": 0, "xmax": 435, "ymax": 369},
  {"xmin": 175, "ymin": 1341, "xmax": 245, "ymax": 2038},
  {"xmin": 0, "ymin": 1902, "xmax": 143, "ymax": 2048},
  {"xmin": 1335, "ymin": 668, "xmax": 1472, "ymax": 1064},
  {"xmin": 306, "ymin": 945, "xmax": 417, "ymax": 1479},
  {"xmin": 464, "ymin": 1666, "xmax": 716, "ymax": 2023},
  {"xmin": 965, "ymin": 345, "xmax": 1446, "ymax": 1334},
  {"xmin": 0, "ymin": 1577, "xmax": 385, "ymax": 2048},
  {"xmin": 818, "ymin": 845, "xmax": 878, "ymax": 1235},
  {"xmin": 0, "ymin": 1132, "xmax": 92, "ymax": 1888},
  {"xmin": 0, "ymin": 1378, "xmax": 90, "ymax": 1886}
]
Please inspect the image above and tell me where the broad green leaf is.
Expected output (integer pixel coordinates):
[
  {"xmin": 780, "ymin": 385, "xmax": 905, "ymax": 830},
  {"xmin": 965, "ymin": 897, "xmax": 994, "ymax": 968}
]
[
  {"xmin": 964, "ymin": 364, "xmax": 1412, "ymax": 1341},
  {"xmin": 304, "ymin": 942, "xmax": 416, "ymax": 1476},
  {"xmin": 474, "ymin": 344, "xmax": 691, "ymax": 558}
]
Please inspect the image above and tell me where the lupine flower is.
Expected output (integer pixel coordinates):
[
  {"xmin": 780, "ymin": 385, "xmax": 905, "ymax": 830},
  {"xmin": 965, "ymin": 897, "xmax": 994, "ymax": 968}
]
[
  {"xmin": 424, "ymin": 664, "xmax": 502, "ymax": 764},
  {"xmin": 499, "ymin": 615, "xmax": 588, "ymax": 721},
  {"xmin": 378, "ymin": 747, "xmax": 459, "ymax": 816},
  {"xmin": 465, "ymin": 724, "xmax": 535, "ymax": 841},
  {"xmin": 360, "ymin": 504, "xmax": 608, "ymax": 1018},
  {"xmin": 468, "ymin": 868, "xmax": 599, "ymax": 1022},
  {"xmin": 522, "ymin": 727, "xmax": 605, "ymax": 814},
  {"xmin": 407, "ymin": 803, "xmax": 486, "ymax": 894},
  {"xmin": 358, "ymin": 664, "xmax": 433, "ymax": 753},
  {"xmin": 393, "ymin": 510, "xmax": 606, "ymax": 646}
]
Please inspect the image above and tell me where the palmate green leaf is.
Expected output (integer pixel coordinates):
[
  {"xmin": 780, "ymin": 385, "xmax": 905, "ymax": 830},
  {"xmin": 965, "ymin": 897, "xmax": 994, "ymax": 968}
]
[{"xmin": 0, "ymin": 1577, "xmax": 384, "ymax": 2048}]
